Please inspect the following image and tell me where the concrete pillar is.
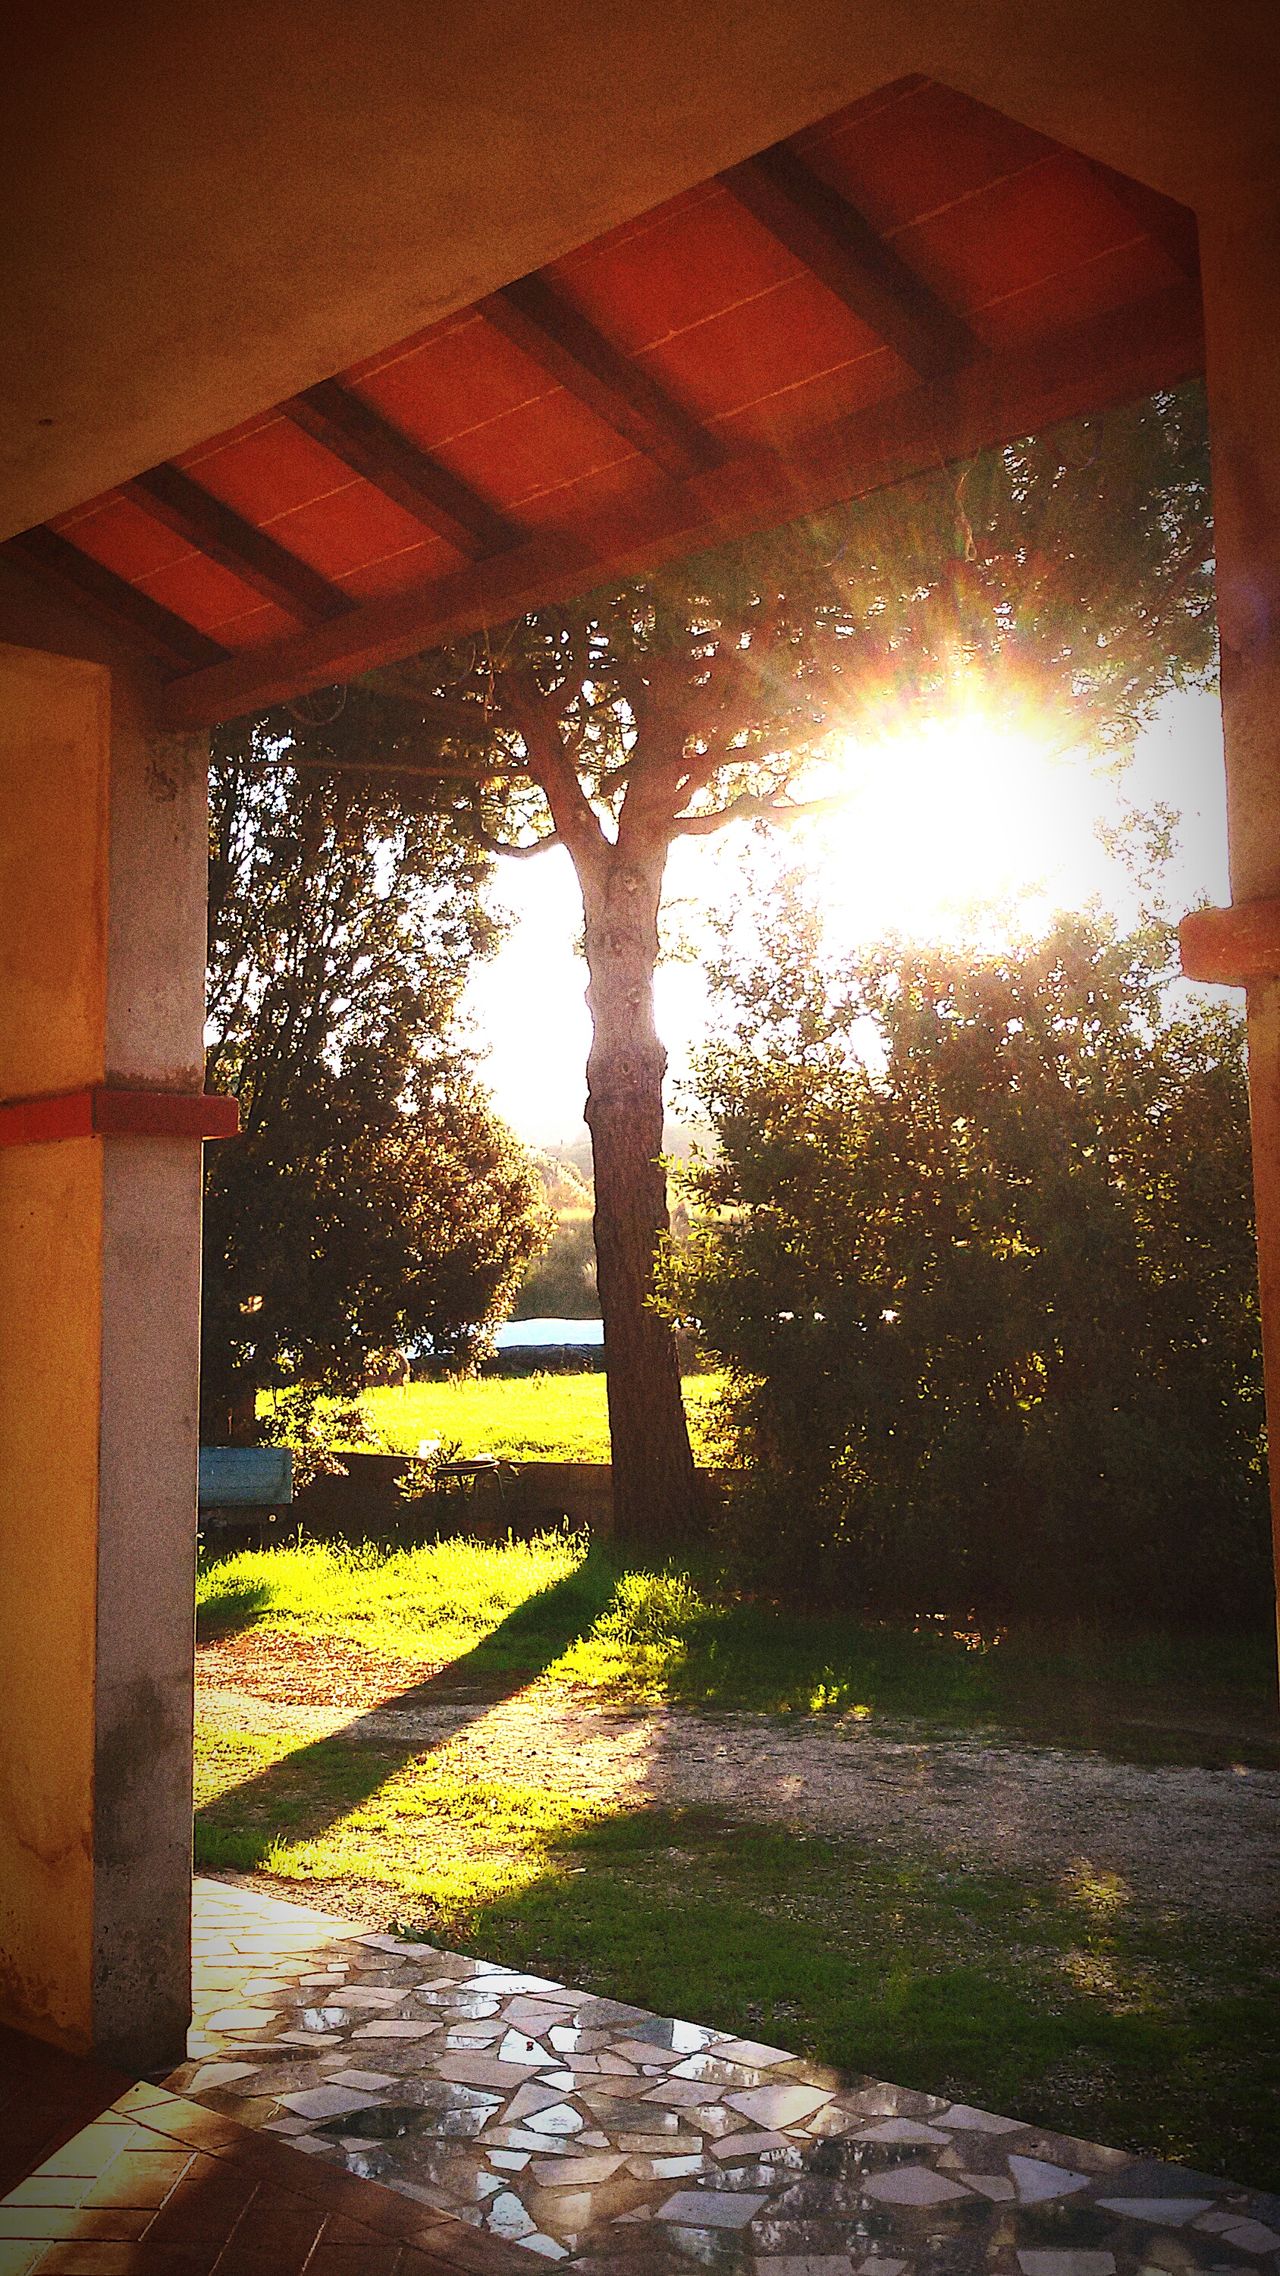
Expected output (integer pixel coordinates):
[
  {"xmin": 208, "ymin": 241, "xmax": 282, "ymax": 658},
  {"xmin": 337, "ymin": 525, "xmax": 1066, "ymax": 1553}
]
[
  {"xmin": 1197, "ymin": 200, "xmax": 1280, "ymax": 1656},
  {"xmin": 0, "ymin": 631, "xmax": 210, "ymax": 2071}
]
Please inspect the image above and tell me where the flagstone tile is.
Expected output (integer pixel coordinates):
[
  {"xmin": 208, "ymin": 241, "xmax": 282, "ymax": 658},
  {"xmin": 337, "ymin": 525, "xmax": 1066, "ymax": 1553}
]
[
  {"xmin": 724, "ymin": 2087, "xmax": 832, "ymax": 2131},
  {"xmin": 711, "ymin": 2042, "xmax": 794, "ymax": 2069},
  {"xmin": 863, "ymin": 2165, "xmax": 971, "ymax": 2207},
  {"xmin": 162, "ymin": 1878, "xmax": 1273, "ymax": 2276},
  {"xmin": 354, "ymin": 2022, "xmax": 439, "ymax": 2041},
  {"xmin": 657, "ymin": 2190, "xmax": 765, "ymax": 2228},
  {"xmin": 852, "ymin": 2120, "xmax": 951, "ymax": 2147},
  {"xmin": 1017, "ymin": 2255, "xmax": 1116, "ymax": 2276},
  {"xmin": 1096, "ymin": 2198, "xmax": 1216, "ymax": 2225},
  {"xmin": 1008, "ymin": 2157, "xmax": 1093, "ymax": 2204},
  {"xmin": 278, "ymin": 2085, "xmax": 391, "ymax": 2121},
  {"xmin": 939, "ymin": 2103, "xmax": 1028, "ymax": 2134},
  {"xmin": 708, "ymin": 2134, "xmax": 789, "ymax": 2162}
]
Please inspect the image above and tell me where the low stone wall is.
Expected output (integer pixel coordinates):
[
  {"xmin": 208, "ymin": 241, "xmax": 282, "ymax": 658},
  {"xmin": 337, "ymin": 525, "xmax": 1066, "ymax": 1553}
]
[{"xmin": 199, "ymin": 1451, "xmax": 727, "ymax": 1554}]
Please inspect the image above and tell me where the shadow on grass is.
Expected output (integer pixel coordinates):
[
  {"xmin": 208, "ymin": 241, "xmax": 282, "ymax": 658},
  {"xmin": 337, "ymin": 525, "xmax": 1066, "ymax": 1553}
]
[
  {"xmin": 410, "ymin": 1805, "xmax": 1280, "ymax": 2193},
  {"xmin": 195, "ymin": 1573, "xmax": 275, "ymax": 1642},
  {"xmin": 196, "ymin": 1561, "xmax": 613, "ymax": 1864}
]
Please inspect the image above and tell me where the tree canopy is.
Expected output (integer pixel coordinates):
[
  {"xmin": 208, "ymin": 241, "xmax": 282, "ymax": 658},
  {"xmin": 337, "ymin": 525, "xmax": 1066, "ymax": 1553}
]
[
  {"xmin": 661, "ymin": 874, "xmax": 1267, "ymax": 1625},
  {"xmin": 237, "ymin": 385, "xmax": 1216, "ymax": 1534},
  {"xmin": 201, "ymin": 728, "xmax": 549, "ymax": 1440}
]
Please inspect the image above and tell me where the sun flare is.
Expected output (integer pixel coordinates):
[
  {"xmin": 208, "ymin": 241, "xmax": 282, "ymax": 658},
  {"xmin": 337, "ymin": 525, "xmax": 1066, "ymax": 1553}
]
[{"xmin": 797, "ymin": 705, "xmax": 1100, "ymax": 948}]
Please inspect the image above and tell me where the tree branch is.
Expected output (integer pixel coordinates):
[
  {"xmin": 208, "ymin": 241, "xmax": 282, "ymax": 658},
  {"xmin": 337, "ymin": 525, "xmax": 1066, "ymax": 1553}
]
[
  {"xmin": 464, "ymin": 816, "xmax": 563, "ymax": 861},
  {"xmin": 500, "ymin": 665, "xmax": 608, "ymax": 867},
  {"xmin": 670, "ymin": 790, "xmax": 845, "ymax": 838}
]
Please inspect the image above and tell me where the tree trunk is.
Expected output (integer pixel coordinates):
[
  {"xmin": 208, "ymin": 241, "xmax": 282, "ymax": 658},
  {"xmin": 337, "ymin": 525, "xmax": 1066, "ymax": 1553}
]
[{"xmin": 579, "ymin": 836, "xmax": 700, "ymax": 1544}]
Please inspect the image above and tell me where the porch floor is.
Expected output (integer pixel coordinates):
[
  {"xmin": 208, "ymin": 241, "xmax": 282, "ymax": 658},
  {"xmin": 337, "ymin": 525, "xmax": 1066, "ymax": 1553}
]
[{"xmin": 3, "ymin": 1876, "xmax": 1278, "ymax": 2274}]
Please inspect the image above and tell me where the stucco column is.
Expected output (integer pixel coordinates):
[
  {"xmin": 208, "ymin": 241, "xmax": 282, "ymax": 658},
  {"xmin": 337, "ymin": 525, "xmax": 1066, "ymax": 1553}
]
[
  {"xmin": 1194, "ymin": 201, "xmax": 1280, "ymax": 1655},
  {"xmin": 0, "ymin": 635, "xmax": 213, "ymax": 2070}
]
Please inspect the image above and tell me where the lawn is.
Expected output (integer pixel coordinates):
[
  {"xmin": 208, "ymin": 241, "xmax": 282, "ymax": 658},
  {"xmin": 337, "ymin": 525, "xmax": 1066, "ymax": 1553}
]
[
  {"xmin": 195, "ymin": 1723, "xmax": 1280, "ymax": 2189},
  {"xmin": 195, "ymin": 1533, "xmax": 1280, "ymax": 2190},
  {"xmin": 339, "ymin": 1369, "xmax": 726, "ymax": 1462},
  {"xmin": 196, "ymin": 1530, "xmax": 1278, "ymax": 1756}
]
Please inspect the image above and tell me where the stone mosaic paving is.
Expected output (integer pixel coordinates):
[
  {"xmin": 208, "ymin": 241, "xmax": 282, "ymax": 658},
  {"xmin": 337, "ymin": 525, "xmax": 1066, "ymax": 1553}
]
[{"xmin": 174, "ymin": 1880, "xmax": 1280, "ymax": 2276}]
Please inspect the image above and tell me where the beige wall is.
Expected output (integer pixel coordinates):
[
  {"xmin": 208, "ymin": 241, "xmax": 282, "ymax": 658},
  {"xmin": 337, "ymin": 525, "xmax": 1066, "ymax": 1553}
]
[
  {"xmin": 3, "ymin": 0, "xmax": 1276, "ymax": 540},
  {"xmin": 0, "ymin": 647, "xmax": 110, "ymax": 2046},
  {"xmin": 0, "ymin": 639, "xmax": 207, "ymax": 2066}
]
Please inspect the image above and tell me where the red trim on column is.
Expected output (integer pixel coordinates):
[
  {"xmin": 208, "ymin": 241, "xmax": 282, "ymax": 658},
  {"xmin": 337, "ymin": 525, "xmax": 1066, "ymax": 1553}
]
[
  {"xmin": 0, "ymin": 1086, "xmax": 240, "ymax": 1148},
  {"xmin": 1180, "ymin": 900, "xmax": 1280, "ymax": 987}
]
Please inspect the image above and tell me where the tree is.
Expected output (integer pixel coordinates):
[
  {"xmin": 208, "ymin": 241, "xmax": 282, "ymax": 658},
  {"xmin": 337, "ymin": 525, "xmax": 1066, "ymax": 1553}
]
[
  {"xmin": 202, "ymin": 723, "xmax": 550, "ymax": 1441},
  {"xmin": 661, "ymin": 874, "xmax": 1267, "ymax": 1625},
  {"xmin": 253, "ymin": 386, "xmax": 1215, "ymax": 1540}
]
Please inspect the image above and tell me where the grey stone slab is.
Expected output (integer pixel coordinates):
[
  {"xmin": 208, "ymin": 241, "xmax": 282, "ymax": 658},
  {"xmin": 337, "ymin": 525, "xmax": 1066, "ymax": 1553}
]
[
  {"xmin": 277, "ymin": 2082, "xmax": 389, "ymax": 2120},
  {"xmin": 941, "ymin": 2103, "xmax": 1028, "ymax": 2135},
  {"xmin": 524, "ymin": 2101, "xmax": 589, "ymax": 2136},
  {"xmin": 713, "ymin": 2042, "xmax": 794, "ymax": 2068},
  {"xmin": 863, "ymin": 2166, "xmax": 971, "ymax": 2207},
  {"xmin": 437, "ymin": 2051, "xmax": 547, "ymax": 2088},
  {"xmin": 658, "ymin": 2189, "xmax": 766, "ymax": 2229},
  {"xmin": 1009, "ymin": 2156, "xmax": 1094, "ymax": 2204},
  {"xmin": 532, "ymin": 2154, "xmax": 629, "ymax": 2187},
  {"xmin": 725, "ymin": 2085, "xmax": 832, "ymax": 2130},
  {"xmin": 852, "ymin": 2119, "xmax": 951, "ymax": 2146},
  {"xmin": 1096, "ymin": 2199, "xmax": 1216, "ymax": 2226},
  {"xmin": 508, "ymin": 2082, "xmax": 585, "ymax": 2124},
  {"xmin": 1017, "ymin": 2256, "xmax": 1116, "ymax": 2276},
  {"xmin": 353, "ymin": 2019, "xmax": 438, "ymax": 2039},
  {"xmin": 710, "ymin": 2132, "xmax": 791, "ymax": 2161}
]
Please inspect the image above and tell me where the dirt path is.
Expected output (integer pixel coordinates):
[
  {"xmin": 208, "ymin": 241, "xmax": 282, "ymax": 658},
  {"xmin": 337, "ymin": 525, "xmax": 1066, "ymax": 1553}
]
[{"xmin": 198, "ymin": 1633, "xmax": 1280, "ymax": 1920}]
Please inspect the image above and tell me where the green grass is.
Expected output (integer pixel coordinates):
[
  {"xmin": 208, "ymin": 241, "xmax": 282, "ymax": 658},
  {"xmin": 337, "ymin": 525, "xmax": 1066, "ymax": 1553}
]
[
  {"xmin": 195, "ymin": 1724, "xmax": 1280, "ymax": 2189},
  {"xmin": 195, "ymin": 1533, "xmax": 1280, "ymax": 2185},
  {"xmin": 196, "ymin": 1532, "xmax": 1278, "ymax": 1761},
  {"xmin": 342, "ymin": 1370, "xmax": 726, "ymax": 1463}
]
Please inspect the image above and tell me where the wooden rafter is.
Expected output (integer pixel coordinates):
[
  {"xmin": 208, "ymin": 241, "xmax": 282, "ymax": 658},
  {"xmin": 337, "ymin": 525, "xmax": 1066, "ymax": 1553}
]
[
  {"xmin": 125, "ymin": 463, "xmax": 353, "ymax": 624},
  {"xmin": 1090, "ymin": 161, "xmax": 1200, "ymax": 281},
  {"xmin": 719, "ymin": 144, "xmax": 973, "ymax": 380},
  {"xmin": 284, "ymin": 381, "xmax": 520, "ymax": 559},
  {"xmin": 157, "ymin": 281, "xmax": 1203, "ymax": 731},
  {"xmin": 478, "ymin": 275, "xmax": 722, "ymax": 481},
  {"xmin": 2, "ymin": 526, "xmax": 230, "ymax": 671}
]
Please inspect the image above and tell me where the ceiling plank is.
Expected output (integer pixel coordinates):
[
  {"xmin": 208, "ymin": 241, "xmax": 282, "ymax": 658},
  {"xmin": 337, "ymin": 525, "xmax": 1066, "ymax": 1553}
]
[
  {"xmin": 158, "ymin": 283, "xmax": 1202, "ymax": 731},
  {"xmin": 125, "ymin": 462, "xmax": 353, "ymax": 624},
  {"xmin": 1089, "ymin": 161, "xmax": 1200, "ymax": 280},
  {"xmin": 285, "ymin": 380, "xmax": 520, "ymax": 559},
  {"xmin": 478, "ymin": 274, "xmax": 722, "ymax": 481},
  {"xmin": 719, "ymin": 144, "xmax": 973, "ymax": 380},
  {"xmin": 2, "ymin": 525, "xmax": 231, "ymax": 671}
]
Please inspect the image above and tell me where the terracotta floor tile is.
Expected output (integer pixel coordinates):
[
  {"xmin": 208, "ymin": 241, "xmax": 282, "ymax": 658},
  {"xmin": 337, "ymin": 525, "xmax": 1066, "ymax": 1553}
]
[
  {"xmin": 0, "ymin": 2244, "xmax": 45, "ymax": 2276},
  {"xmin": 306, "ymin": 2245, "xmax": 406, "ymax": 2275},
  {"xmin": 200, "ymin": 2184, "xmax": 324, "ymax": 2274},
  {"xmin": 1, "ymin": 2182, "xmax": 89, "ymax": 2211},
  {"xmin": 27, "ymin": 2247, "xmax": 147, "ymax": 2274},
  {"xmin": 82, "ymin": 2155, "xmax": 194, "ymax": 2212}
]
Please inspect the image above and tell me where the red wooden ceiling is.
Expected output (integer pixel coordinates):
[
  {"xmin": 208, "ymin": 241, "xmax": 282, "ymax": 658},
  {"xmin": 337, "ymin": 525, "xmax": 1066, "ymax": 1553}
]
[{"xmin": 4, "ymin": 76, "xmax": 1202, "ymax": 727}]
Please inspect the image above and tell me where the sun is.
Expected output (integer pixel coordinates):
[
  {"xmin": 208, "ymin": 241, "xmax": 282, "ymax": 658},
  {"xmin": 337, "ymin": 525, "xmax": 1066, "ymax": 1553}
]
[{"xmin": 795, "ymin": 704, "xmax": 1103, "ymax": 947}]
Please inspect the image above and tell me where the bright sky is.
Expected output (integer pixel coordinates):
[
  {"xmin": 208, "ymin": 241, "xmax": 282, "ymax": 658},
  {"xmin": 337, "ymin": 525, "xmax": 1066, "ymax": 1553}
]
[{"xmin": 464, "ymin": 688, "xmax": 1231, "ymax": 1146}]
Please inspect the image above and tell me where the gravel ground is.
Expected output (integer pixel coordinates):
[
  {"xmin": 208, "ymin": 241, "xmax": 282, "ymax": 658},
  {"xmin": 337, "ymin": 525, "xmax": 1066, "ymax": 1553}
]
[{"xmin": 198, "ymin": 1632, "xmax": 1280, "ymax": 1919}]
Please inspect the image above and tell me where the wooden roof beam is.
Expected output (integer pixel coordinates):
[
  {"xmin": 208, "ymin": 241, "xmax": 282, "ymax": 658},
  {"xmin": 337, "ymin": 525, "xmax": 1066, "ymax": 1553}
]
[
  {"xmin": 284, "ymin": 380, "xmax": 521, "ymax": 560},
  {"xmin": 719, "ymin": 143, "xmax": 973, "ymax": 380},
  {"xmin": 478, "ymin": 274, "xmax": 722, "ymax": 482},
  {"xmin": 125, "ymin": 462, "xmax": 353, "ymax": 625},
  {"xmin": 1, "ymin": 525, "xmax": 231, "ymax": 671},
  {"xmin": 157, "ymin": 281, "xmax": 1203, "ymax": 731},
  {"xmin": 1089, "ymin": 161, "xmax": 1200, "ymax": 281}
]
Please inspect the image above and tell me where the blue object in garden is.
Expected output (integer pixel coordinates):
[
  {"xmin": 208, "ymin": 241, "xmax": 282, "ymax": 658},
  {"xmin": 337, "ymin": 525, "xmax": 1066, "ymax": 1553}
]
[{"xmin": 198, "ymin": 1445, "xmax": 294, "ymax": 1508}]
